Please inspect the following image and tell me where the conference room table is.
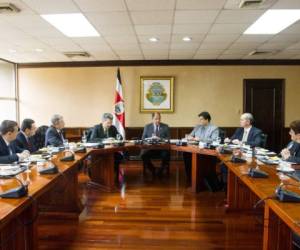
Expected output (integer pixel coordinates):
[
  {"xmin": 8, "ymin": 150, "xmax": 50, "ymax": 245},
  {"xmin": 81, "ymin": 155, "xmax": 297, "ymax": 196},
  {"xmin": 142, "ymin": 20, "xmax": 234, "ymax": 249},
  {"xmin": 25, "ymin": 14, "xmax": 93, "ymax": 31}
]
[
  {"xmin": 218, "ymin": 153, "xmax": 300, "ymax": 250},
  {"xmin": 0, "ymin": 143, "xmax": 300, "ymax": 250}
]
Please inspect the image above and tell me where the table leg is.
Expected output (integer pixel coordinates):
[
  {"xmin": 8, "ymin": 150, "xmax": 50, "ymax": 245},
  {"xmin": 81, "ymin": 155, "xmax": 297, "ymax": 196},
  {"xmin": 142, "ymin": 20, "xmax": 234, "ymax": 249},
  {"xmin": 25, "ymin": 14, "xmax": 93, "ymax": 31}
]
[
  {"xmin": 38, "ymin": 166, "xmax": 83, "ymax": 219},
  {"xmin": 263, "ymin": 204, "xmax": 293, "ymax": 250},
  {"xmin": 0, "ymin": 203, "xmax": 38, "ymax": 250},
  {"xmin": 191, "ymin": 154, "xmax": 217, "ymax": 193},
  {"xmin": 88, "ymin": 152, "xmax": 116, "ymax": 192}
]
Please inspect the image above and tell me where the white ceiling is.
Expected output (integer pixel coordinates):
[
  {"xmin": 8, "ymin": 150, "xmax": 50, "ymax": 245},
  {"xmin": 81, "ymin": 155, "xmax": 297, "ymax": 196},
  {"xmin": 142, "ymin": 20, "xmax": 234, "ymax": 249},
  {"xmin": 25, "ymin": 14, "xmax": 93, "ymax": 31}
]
[{"xmin": 0, "ymin": 0, "xmax": 299, "ymax": 63}]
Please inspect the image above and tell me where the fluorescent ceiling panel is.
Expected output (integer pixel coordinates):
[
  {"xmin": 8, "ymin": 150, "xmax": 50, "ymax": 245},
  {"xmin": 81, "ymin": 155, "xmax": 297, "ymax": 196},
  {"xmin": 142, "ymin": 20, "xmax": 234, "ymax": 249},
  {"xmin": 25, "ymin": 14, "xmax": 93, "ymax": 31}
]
[
  {"xmin": 244, "ymin": 9, "xmax": 300, "ymax": 35},
  {"xmin": 41, "ymin": 13, "xmax": 99, "ymax": 37}
]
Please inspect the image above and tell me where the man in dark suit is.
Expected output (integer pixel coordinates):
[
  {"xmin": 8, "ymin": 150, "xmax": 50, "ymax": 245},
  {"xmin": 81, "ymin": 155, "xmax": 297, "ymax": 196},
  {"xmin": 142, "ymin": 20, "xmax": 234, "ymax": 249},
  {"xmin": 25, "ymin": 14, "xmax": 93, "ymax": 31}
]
[
  {"xmin": 221, "ymin": 113, "xmax": 263, "ymax": 192},
  {"xmin": 281, "ymin": 120, "xmax": 300, "ymax": 164},
  {"xmin": 225, "ymin": 113, "xmax": 263, "ymax": 147},
  {"xmin": 45, "ymin": 114, "xmax": 65, "ymax": 147},
  {"xmin": 90, "ymin": 113, "xmax": 123, "ymax": 182},
  {"xmin": 141, "ymin": 112, "xmax": 170, "ymax": 177},
  {"xmin": 13, "ymin": 118, "xmax": 37, "ymax": 153},
  {"xmin": 0, "ymin": 120, "xmax": 30, "ymax": 164},
  {"xmin": 90, "ymin": 113, "xmax": 122, "ymax": 141}
]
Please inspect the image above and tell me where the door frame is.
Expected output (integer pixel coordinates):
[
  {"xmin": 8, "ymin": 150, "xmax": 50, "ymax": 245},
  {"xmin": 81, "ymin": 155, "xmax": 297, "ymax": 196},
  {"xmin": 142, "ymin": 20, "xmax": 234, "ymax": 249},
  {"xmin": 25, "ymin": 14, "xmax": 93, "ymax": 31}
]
[{"xmin": 243, "ymin": 78, "xmax": 285, "ymax": 150}]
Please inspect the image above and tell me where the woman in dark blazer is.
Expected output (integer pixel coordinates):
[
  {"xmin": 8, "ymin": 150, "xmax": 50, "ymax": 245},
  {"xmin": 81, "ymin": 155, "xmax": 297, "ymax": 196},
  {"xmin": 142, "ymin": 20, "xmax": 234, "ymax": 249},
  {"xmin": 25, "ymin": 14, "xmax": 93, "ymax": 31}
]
[
  {"xmin": 281, "ymin": 120, "xmax": 300, "ymax": 164},
  {"xmin": 283, "ymin": 121, "xmax": 300, "ymax": 249}
]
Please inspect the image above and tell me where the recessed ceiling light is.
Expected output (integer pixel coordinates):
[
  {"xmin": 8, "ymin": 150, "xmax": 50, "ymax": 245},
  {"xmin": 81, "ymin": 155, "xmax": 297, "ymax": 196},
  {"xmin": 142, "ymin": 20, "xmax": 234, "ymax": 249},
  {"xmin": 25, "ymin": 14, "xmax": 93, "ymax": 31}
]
[
  {"xmin": 41, "ymin": 13, "xmax": 100, "ymax": 37},
  {"xmin": 244, "ymin": 9, "xmax": 300, "ymax": 35},
  {"xmin": 149, "ymin": 37, "xmax": 159, "ymax": 42},
  {"xmin": 35, "ymin": 48, "xmax": 43, "ymax": 52},
  {"xmin": 182, "ymin": 36, "xmax": 192, "ymax": 42},
  {"xmin": 8, "ymin": 49, "xmax": 17, "ymax": 53}
]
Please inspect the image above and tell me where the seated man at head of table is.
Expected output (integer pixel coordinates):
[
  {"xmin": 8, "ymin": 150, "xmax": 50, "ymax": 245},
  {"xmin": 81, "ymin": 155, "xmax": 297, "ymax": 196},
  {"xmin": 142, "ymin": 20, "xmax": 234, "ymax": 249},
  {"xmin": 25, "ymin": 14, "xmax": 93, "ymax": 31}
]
[
  {"xmin": 224, "ymin": 112, "xmax": 262, "ymax": 147},
  {"xmin": 281, "ymin": 120, "xmax": 300, "ymax": 164},
  {"xmin": 45, "ymin": 114, "xmax": 65, "ymax": 147},
  {"xmin": 0, "ymin": 120, "xmax": 30, "ymax": 164},
  {"xmin": 183, "ymin": 111, "xmax": 219, "ymax": 185},
  {"xmin": 141, "ymin": 112, "xmax": 170, "ymax": 177},
  {"xmin": 13, "ymin": 118, "xmax": 37, "ymax": 153},
  {"xmin": 89, "ymin": 113, "xmax": 123, "ymax": 182}
]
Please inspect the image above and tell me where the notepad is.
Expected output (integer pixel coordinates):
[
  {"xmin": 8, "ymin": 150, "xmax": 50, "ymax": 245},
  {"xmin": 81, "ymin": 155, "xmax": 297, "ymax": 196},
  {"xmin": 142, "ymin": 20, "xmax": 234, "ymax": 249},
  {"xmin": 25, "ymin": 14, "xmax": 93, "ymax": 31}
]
[{"xmin": 0, "ymin": 165, "xmax": 27, "ymax": 177}]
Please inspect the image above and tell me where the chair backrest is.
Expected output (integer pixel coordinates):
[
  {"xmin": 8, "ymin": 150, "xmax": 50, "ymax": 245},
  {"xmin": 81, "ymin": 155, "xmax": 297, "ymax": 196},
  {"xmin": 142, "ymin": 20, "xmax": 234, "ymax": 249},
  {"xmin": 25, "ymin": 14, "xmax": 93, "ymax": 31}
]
[
  {"xmin": 86, "ymin": 127, "xmax": 94, "ymax": 142},
  {"xmin": 218, "ymin": 128, "xmax": 226, "ymax": 140},
  {"xmin": 33, "ymin": 125, "xmax": 49, "ymax": 149},
  {"xmin": 260, "ymin": 133, "xmax": 268, "ymax": 148}
]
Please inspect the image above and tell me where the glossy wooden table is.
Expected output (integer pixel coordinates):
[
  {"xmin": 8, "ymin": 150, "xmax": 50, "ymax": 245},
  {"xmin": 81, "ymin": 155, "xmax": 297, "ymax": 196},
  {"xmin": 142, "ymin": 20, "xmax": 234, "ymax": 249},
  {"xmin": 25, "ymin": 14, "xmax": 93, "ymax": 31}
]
[
  {"xmin": 63, "ymin": 143, "xmax": 300, "ymax": 250},
  {"xmin": 88, "ymin": 144, "xmax": 217, "ymax": 194},
  {"xmin": 170, "ymin": 145, "xmax": 217, "ymax": 193},
  {"xmin": 218, "ymin": 153, "xmax": 300, "ymax": 250},
  {"xmin": 0, "ymin": 150, "xmax": 88, "ymax": 250},
  {"xmin": 2, "ymin": 143, "xmax": 300, "ymax": 250},
  {"xmin": 87, "ymin": 144, "xmax": 138, "ymax": 191}
]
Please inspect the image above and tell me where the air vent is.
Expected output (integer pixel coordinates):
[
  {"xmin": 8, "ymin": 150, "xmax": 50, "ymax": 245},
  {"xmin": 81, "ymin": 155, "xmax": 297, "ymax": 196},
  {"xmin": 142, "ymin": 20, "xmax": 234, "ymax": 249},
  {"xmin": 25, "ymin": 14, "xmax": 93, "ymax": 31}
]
[
  {"xmin": 248, "ymin": 50, "xmax": 277, "ymax": 56},
  {"xmin": 239, "ymin": 0, "xmax": 264, "ymax": 8},
  {"xmin": 63, "ymin": 52, "xmax": 91, "ymax": 58},
  {"xmin": 0, "ymin": 3, "xmax": 20, "ymax": 13}
]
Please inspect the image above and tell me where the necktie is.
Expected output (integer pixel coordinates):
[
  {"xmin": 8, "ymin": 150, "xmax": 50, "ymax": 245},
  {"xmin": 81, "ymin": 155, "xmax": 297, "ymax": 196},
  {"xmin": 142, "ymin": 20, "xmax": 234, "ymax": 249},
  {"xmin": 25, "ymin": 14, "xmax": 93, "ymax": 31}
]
[
  {"xmin": 104, "ymin": 128, "xmax": 109, "ymax": 138},
  {"xmin": 27, "ymin": 138, "xmax": 33, "ymax": 152},
  {"xmin": 242, "ymin": 130, "xmax": 248, "ymax": 143},
  {"xmin": 57, "ymin": 130, "xmax": 63, "ymax": 141},
  {"xmin": 155, "ymin": 126, "xmax": 159, "ymax": 136}
]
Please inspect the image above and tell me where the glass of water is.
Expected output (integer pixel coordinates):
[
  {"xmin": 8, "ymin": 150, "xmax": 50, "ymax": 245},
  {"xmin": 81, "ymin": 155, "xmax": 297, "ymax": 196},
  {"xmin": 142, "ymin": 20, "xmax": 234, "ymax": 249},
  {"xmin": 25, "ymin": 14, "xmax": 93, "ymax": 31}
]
[
  {"xmin": 63, "ymin": 139, "xmax": 69, "ymax": 149},
  {"xmin": 185, "ymin": 134, "xmax": 190, "ymax": 141},
  {"xmin": 25, "ymin": 162, "xmax": 31, "ymax": 173},
  {"xmin": 82, "ymin": 134, "xmax": 87, "ymax": 143}
]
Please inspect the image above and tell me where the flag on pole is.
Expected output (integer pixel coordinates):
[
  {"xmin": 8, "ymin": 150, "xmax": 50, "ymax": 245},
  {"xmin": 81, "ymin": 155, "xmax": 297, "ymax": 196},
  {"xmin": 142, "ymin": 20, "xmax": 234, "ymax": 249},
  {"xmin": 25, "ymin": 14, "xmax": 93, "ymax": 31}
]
[{"xmin": 113, "ymin": 68, "xmax": 125, "ymax": 139}]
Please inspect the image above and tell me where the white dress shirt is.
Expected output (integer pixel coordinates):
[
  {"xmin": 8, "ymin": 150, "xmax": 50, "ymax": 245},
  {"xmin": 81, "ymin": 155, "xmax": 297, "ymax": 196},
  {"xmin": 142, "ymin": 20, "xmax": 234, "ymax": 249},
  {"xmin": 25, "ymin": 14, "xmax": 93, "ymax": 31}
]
[
  {"xmin": 3, "ymin": 137, "xmax": 13, "ymax": 155},
  {"xmin": 242, "ymin": 126, "xmax": 252, "ymax": 143}
]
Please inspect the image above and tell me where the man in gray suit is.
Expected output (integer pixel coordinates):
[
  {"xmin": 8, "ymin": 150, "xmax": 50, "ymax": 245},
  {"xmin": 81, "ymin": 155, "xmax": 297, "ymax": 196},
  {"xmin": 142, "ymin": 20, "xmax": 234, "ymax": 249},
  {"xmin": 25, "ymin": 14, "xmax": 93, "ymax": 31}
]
[{"xmin": 141, "ymin": 112, "xmax": 170, "ymax": 177}]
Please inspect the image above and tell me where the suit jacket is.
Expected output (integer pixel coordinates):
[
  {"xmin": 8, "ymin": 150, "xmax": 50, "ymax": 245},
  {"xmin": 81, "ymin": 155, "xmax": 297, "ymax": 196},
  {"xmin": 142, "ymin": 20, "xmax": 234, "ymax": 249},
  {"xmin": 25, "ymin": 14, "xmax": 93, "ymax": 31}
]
[
  {"xmin": 45, "ymin": 126, "xmax": 64, "ymax": 147},
  {"xmin": 90, "ymin": 124, "xmax": 121, "ymax": 142},
  {"xmin": 13, "ymin": 132, "xmax": 37, "ymax": 153},
  {"xmin": 0, "ymin": 136, "xmax": 19, "ymax": 164},
  {"xmin": 142, "ymin": 123, "xmax": 170, "ymax": 140},
  {"xmin": 286, "ymin": 142, "xmax": 300, "ymax": 164},
  {"xmin": 231, "ymin": 126, "xmax": 262, "ymax": 147}
]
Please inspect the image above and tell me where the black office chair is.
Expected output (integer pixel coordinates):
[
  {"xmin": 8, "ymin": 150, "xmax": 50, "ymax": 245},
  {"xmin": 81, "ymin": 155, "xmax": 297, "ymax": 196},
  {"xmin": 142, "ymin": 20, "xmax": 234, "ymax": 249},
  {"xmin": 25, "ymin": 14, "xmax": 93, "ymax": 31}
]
[
  {"xmin": 86, "ymin": 127, "xmax": 94, "ymax": 142},
  {"xmin": 260, "ymin": 133, "xmax": 268, "ymax": 148},
  {"xmin": 218, "ymin": 128, "xmax": 226, "ymax": 143},
  {"xmin": 33, "ymin": 125, "xmax": 49, "ymax": 149}
]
